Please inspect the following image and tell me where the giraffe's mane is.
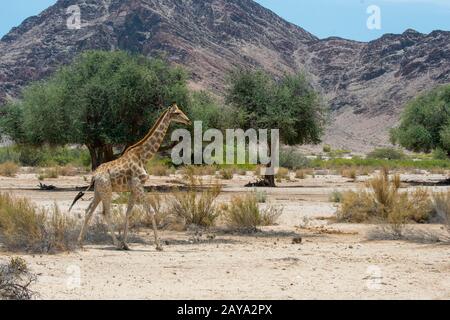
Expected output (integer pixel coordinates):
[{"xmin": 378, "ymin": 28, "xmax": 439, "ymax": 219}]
[{"xmin": 122, "ymin": 108, "xmax": 170, "ymax": 155}]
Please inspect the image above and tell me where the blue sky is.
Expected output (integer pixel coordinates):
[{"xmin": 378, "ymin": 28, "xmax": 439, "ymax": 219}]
[{"xmin": 0, "ymin": 0, "xmax": 449, "ymax": 42}]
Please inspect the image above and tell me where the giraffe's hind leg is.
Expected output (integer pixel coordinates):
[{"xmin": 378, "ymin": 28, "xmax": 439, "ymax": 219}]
[
  {"xmin": 95, "ymin": 176, "xmax": 120, "ymax": 248},
  {"xmin": 102, "ymin": 195, "xmax": 120, "ymax": 248},
  {"xmin": 77, "ymin": 192, "xmax": 101, "ymax": 248}
]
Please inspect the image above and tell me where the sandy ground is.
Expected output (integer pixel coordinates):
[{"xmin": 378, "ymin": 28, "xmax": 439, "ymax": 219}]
[{"xmin": 0, "ymin": 171, "xmax": 449, "ymax": 300}]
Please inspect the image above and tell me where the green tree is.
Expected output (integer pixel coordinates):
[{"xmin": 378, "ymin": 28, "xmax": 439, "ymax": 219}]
[
  {"xmin": 390, "ymin": 85, "xmax": 450, "ymax": 157},
  {"xmin": 0, "ymin": 50, "xmax": 189, "ymax": 170},
  {"xmin": 226, "ymin": 69, "xmax": 327, "ymax": 186}
]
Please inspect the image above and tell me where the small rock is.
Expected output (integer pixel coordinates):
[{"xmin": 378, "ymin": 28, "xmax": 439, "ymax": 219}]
[{"xmin": 292, "ymin": 237, "xmax": 302, "ymax": 244}]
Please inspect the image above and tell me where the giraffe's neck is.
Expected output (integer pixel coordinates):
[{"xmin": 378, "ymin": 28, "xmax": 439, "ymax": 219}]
[{"xmin": 132, "ymin": 111, "xmax": 172, "ymax": 164}]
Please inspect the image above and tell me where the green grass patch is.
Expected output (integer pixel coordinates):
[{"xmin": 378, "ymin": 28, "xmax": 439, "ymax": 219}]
[{"xmin": 310, "ymin": 157, "xmax": 450, "ymax": 170}]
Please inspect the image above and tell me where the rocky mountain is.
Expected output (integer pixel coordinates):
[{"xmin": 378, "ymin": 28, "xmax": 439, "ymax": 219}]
[{"xmin": 0, "ymin": 0, "xmax": 449, "ymax": 152}]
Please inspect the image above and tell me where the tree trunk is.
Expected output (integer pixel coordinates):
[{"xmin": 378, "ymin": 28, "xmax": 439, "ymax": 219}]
[
  {"xmin": 262, "ymin": 141, "xmax": 276, "ymax": 187},
  {"xmin": 263, "ymin": 171, "xmax": 276, "ymax": 187},
  {"xmin": 87, "ymin": 144, "xmax": 117, "ymax": 171}
]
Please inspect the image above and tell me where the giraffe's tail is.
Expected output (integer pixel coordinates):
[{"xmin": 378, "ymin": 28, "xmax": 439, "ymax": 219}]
[{"xmin": 69, "ymin": 178, "xmax": 95, "ymax": 212}]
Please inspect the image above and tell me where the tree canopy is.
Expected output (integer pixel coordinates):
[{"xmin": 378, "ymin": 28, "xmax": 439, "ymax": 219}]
[
  {"xmin": 226, "ymin": 69, "xmax": 327, "ymax": 146},
  {"xmin": 390, "ymin": 84, "xmax": 450, "ymax": 157},
  {"xmin": 225, "ymin": 68, "xmax": 327, "ymax": 186},
  {"xmin": 0, "ymin": 50, "xmax": 189, "ymax": 169}
]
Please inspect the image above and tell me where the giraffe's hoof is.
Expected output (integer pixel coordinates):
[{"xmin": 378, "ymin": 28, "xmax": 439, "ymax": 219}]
[{"xmin": 156, "ymin": 246, "xmax": 164, "ymax": 252}]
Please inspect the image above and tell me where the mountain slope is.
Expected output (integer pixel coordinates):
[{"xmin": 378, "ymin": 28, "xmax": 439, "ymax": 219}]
[{"xmin": 0, "ymin": 0, "xmax": 449, "ymax": 152}]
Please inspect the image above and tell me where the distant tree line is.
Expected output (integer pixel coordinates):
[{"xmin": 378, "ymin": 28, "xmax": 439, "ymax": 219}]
[{"xmin": 0, "ymin": 50, "xmax": 327, "ymax": 176}]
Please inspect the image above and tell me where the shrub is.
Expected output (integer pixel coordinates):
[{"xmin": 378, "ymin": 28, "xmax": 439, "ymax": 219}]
[
  {"xmin": 253, "ymin": 189, "xmax": 267, "ymax": 203},
  {"xmin": 323, "ymin": 145, "xmax": 332, "ymax": 153},
  {"xmin": 341, "ymin": 167, "xmax": 357, "ymax": 180},
  {"xmin": 432, "ymin": 148, "xmax": 448, "ymax": 160},
  {"xmin": 279, "ymin": 147, "xmax": 310, "ymax": 170},
  {"xmin": 367, "ymin": 148, "xmax": 405, "ymax": 160},
  {"xmin": 222, "ymin": 194, "xmax": 282, "ymax": 232},
  {"xmin": 219, "ymin": 168, "xmax": 234, "ymax": 180},
  {"xmin": 337, "ymin": 172, "xmax": 434, "ymax": 227},
  {"xmin": 168, "ymin": 177, "xmax": 222, "ymax": 228},
  {"xmin": 0, "ymin": 257, "xmax": 36, "ymax": 300},
  {"xmin": 329, "ymin": 190, "xmax": 343, "ymax": 203},
  {"xmin": 433, "ymin": 191, "xmax": 450, "ymax": 232},
  {"xmin": 13, "ymin": 146, "xmax": 90, "ymax": 168},
  {"xmin": 147, "ymin": 164, "xmax": 172, "ymax": 176},
  {"xmin": 0, "ymin": 194, "xmax": 78, "ymax": 253},
  {"xmin": 0, "ymin": 162, "xmax": 19, "ymax": 177},
  {"xmin": 276, "ymin": 168, "xmax": 290, "ymax": 180},
  {"xmin": 337, "ymin": 190, "xmax": 375, "ymax": 223},
  {"xmin": 0, "ymin": 147, "xmax": 20, "ymax": 164},
  {"xmin": 37, "ymin": 167, "xmax": 59, "ymax": 180},
  {"xmin": 295, "ymin": 169, "xmax": 306, "ymax": 179}
]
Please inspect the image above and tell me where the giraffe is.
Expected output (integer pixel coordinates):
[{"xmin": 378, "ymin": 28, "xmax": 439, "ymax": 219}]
[{"xmin": 70, "ymin": 103, "xmax": 191, "ymax": 251}]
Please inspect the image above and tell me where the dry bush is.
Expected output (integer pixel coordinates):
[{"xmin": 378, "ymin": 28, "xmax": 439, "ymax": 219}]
[
  {"xmin": 276, "ymin": 168, "xmax": 290, "ymax": 181},
  {"xmin": 222, "ymin": 194, "xmax": 282, "ymax": 232},
  {"xmin": 147, "ymin": 164, "xmax": 174, "ymax": 177},
  {"xmin": 329, "ymin": 190, "xmax": 344, "ymax": 203},
  {"xmin": 219, "ymin": 168, "xmax": 234, "ymax": 180},
  {"xmin": 0, "ymin": 162, "xmax": 19, "ymax": 177},
  {"xmin": 0, "ymin": 194, "xmax": 78, "ymax": 253},
  {"xmin": 0, "ymin": 257, "xmax": 36, "ymax": 300},
  {"xmin": 295, "ymin": 169, "xmax": 306, "ymax": 179},
  {"xmin": 168, "ymin": 176, "xmax": 222, "ymax": 228},
  {"xmin": 57, "ymin": 165, "xmax": 79, "ymax": 177},
  {"xmin": 367, "ymin": 171, "xmax": 400, "ymax": 218},
  {"xmin": 253, "ymin": 189, "xmax": 267, "ymax": 203},
  {"xmin": 341, "ymin": 167, "xmax": 357, "ymax": 180},
  {"xmin": 37, "ymin": 167, "xmax": 59, "ymax": 180},
  {"xmin": 337, "ymin": 172, "xmax": 434, "ymax": 234},
  {"xmin": 337, "ymin": 190, "xmax": 375, "ymax": 223},
  {"xmin": 433, "ymin": 191, "xmax": 450, "ymax": 232}
]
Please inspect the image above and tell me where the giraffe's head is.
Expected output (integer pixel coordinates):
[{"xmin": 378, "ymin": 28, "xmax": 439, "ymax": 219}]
[{"xmin": 169, "ymin": 103, "xmax": 191, "ymax": 126}]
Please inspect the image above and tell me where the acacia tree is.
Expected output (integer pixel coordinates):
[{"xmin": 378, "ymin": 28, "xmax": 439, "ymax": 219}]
[
  {"xmin": 390, "ymin": 84, "xmax": 450, "ymax": 158},
  {"xmin": 226, "ymin": 69, "xmax": 327, "ymax": 186},
  {"xmin": 0, "ymin": 50, "xmax": 189, "ymax": 170}
]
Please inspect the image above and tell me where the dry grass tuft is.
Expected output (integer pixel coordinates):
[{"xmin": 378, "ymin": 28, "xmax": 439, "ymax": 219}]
[
  {"xmin": 295, "ymin": 169, "xmax": 306, "ymax": 179},
  {"xmin": 276, "ymin": 168, "xmax": 290, "ymax": 182},
  {"xmin": 147, "ymin": 164, "xmax": 174, "ymax": 177},
  {"xmin": 337, "ymin": 172, "xmax": 435, "ymax": 238},
  {"xmin": 219, "ymin": 168, "xmax": 234, "ymax": 180},
  {"xmin": 168, "ymin": 175, "xmax": 222, "ymax": 229},
  {"xmin": 341, "ymin": 167, "xmax": 357, "ymax": 180},
  {"xmin": 222, "ymin": 194, "xmax": 282, "ymax": 232},
  {"xmin": 433, "ymin": 191, "xmax": 450, "ymax": 233},
  {"xmin": 0, "ymin": 257, "xmax": 36, "ymax": 300},
  {"xmin": 0, "ymin": 194, "xmax": 78, "ymax": 253},
  {"xmin": 37, "ymin": 165, "xmax": 81, "ymax": 179},
  {"xmin": 0, "ymin": 162, "xmax": 19, "ymax": 177}
]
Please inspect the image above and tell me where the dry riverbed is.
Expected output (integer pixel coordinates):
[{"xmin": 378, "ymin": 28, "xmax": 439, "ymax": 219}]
[{"xmin": 0, "ymin": 171, "xmax": 449, "ymax": 300}]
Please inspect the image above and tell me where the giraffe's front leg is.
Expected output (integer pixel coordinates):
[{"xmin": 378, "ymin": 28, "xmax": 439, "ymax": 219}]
[{"xmin": 120, "ymin": 191, "xmax": 136, "ymax": 251}]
